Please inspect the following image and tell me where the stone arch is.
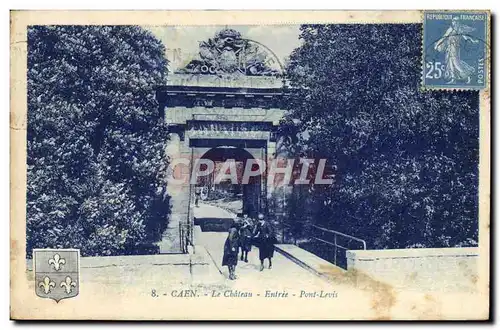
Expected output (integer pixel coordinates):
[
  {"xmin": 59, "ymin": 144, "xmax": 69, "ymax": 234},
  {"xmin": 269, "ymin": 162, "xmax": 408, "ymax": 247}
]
[{"xmin": 193, "ymin": 146, "xmax": 263, "ymax": 218}]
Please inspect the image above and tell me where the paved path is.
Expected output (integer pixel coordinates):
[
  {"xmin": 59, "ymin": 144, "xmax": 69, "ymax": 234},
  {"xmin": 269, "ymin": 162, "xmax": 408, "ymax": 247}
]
[
  {"xmin": 194, "ymin": 202, "xmax": 340, "ymax": 294},
  {"xmin": 194, "ymin": 202, "xmax": 236, "ymax": 219},
  {"xmin": 199, "ymin": 232, "xmax": 332, "ymax": 289},
  {"xmin": 194, "ymin": 202, "xmax": 379, "ymax": 319}
]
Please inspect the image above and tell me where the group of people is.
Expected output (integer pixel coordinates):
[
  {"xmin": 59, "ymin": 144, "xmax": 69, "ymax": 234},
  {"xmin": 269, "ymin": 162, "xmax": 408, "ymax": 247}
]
[{"xmin": 222, "ymin": 213, "xmax": 276, "ymax": 280}]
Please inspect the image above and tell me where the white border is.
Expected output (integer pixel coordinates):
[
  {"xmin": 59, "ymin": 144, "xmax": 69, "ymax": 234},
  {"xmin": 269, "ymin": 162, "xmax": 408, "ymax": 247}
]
[{"xmin": 3, "ymin": 0, "xmax": 497, "ymax": 328}]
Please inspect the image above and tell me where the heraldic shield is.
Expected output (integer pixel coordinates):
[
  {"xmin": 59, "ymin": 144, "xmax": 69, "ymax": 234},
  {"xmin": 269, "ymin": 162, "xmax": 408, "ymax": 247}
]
[{"xmin": 34, "ymin": 249, "xmax": 80, "ymax": 302}]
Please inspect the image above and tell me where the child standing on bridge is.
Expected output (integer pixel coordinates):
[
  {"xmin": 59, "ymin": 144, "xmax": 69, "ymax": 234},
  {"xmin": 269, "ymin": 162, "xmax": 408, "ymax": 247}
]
[
  {"xmin": 194, "ymin": 186, "xmax": 201, "ymax": 207},
  {"xmin": 222, "ymin": 220, "xmax": 240, "ymax": 280},
  {"xmin": 239, "ymin": 213, "xmax": 254, "ymax": 263}
]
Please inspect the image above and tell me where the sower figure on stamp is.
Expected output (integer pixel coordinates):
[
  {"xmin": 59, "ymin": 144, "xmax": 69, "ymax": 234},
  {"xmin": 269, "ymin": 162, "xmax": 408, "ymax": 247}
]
[
  {"xmin": 239, "ymin": 213, "xmax": 254, "ymax": 263},
  {"xmin": 434, "ymin": 16, "xmax": 479, "ymax": 84},
  {"xmin": 222, "ymin": 220, "xmax": 240, "ymax": 280},
  {"xmin": 253, "ymin": 213, "xmax": 276, "ymax": 271}
]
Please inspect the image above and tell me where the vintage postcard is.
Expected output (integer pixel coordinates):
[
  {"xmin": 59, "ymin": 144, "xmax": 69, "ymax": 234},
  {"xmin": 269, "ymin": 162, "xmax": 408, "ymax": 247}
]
[{"xmin": 10, "ymin": 10, "xmax": 491, "ymax": 320}]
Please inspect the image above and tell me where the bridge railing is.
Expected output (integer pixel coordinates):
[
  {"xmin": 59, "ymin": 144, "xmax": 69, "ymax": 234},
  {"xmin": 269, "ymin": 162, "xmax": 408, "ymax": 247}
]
[
  {"xmin": 179, "ymin": 149, "xmax": 195, "ymax": 254},
  {"xmin": 179, "ymin": 224, "xmax": 186, "ymax": 254},
  {"xmin": 179, "ymin": 220, "xmax": 193, "ymax": 254},
  {"xmin": 309, "ymin": 225, "xmax": 366, "ymax": 268},
  {"xmin": 277, "ymin": 222, "xmax": 367, "ymax": 269},
  {"xmin": 311, "ymin": 224, "xmax": 366, "ymax": 249}
]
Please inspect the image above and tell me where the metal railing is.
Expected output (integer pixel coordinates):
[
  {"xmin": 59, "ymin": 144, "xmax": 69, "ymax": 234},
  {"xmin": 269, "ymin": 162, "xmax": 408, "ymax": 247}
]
[
  {"xmin": 179, "ymin": 220, "xmax": 194, "ymax": 254},
  {"xmin": 179, "ymin": 149, "xmax": 195, "ymax": 254},
  {"xmin": 310, "ymin": 225, "xmax": 366, "ymax": 267},
  {"xmin": 277, "ymin": 222, "xmax": 367, "ymax": 269},
  {"xmin": 179, "ymin": 224, "xmax": 187, "ymax": 254},
  {"xmin": 311, "ymin": 225, "xmax": 367, "ymax": 250}
]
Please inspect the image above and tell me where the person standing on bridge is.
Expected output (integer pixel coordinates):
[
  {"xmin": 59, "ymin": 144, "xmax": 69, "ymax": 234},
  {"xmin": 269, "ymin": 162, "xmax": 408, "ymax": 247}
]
[
  {"xmin": 222, "ymin": 221, "xmax": 240, "ymax": 280},
  {"xmin": 194, "ymin": 186, "xmax": 201, "ymax": 207},
  {"xmin": 253, "ymin": 213, "xmax": 276, "ymax": 271},
  {"xmin": 239, "ymin": 213, "xmax": 254, "ymax": 263}
]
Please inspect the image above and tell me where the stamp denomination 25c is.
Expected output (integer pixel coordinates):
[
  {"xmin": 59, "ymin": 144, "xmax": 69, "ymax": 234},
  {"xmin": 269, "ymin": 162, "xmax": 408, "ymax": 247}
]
[{"xmin": 423, "ymin": 11, "xmax": 488, "ymax": 89}]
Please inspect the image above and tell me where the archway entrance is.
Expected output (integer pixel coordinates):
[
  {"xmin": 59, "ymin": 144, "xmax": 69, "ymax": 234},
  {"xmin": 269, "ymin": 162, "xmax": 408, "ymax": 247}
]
[
  {"xmin": 193, "ymin": 146, "xmax": 262, "ymax": 232},
  {"xmin": 157, "ymin": 28, "xmax": 287, "ymax": 253}
]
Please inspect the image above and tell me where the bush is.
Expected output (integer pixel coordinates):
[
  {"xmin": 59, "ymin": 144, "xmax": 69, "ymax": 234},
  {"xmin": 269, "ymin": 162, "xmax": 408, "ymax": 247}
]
[
  {"xmin": 284, "ymin": 24, "xmax": 479, "ymax": 249},
  {"xmin": 27, "ymin": 26, "xmax": 170, "ymax": 257}
]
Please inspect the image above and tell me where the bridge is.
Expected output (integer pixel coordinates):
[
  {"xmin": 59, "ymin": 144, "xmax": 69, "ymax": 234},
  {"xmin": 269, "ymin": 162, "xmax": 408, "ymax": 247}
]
[
  {"xmin": 151, "ymin": 28, "xmax": 480, "ymax": 307},
  {"xmin": 192, "ymin": 202, "xmax": 344, "ymax": 280}
]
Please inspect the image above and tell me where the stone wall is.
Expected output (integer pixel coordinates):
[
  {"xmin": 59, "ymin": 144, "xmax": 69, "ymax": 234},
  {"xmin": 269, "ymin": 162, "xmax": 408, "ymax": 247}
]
[
  {"xmin": 159, "ymin": 132, "xmax": 192, "ymax": 253},
  {"xmin": 346, "ymin": 247, "xmax": 479, "ymax": 292},
  {"xmin": 26, "ymin": 246, "xmax": 222, "ymax": 286}
]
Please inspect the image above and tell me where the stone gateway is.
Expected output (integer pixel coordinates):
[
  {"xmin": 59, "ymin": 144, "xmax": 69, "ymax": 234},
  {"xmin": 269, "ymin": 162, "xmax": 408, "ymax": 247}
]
[{"xmin": 156, "ymin": 29, "xmax": 288, "ymax": 253}]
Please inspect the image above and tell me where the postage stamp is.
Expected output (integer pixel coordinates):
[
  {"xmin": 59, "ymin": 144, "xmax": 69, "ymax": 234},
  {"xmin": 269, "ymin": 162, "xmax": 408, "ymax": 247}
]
[
  {"xmin": 423, "ymin": 11, "xmax": 489, "ymax": 89},
  {"xmin": 10, "ymin": 10, "xmax": 491, "ymax": 321}
]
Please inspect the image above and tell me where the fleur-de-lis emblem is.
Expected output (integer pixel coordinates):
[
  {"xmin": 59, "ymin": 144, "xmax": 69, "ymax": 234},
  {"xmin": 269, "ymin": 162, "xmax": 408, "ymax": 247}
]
[
  {"xmin": 34, "ymin": 249, "xmax": 80, "ymax": 302},
  {"xmin": 48, "ymin": 253, "xmax": 66, "ymax": 271},
  {"xmin": 60, "ymin": 276, "xmax": 77, "ymax": 294},
  {"xmin": 38, "ymin": 276, "xmax": 56, "ymax": 294}
]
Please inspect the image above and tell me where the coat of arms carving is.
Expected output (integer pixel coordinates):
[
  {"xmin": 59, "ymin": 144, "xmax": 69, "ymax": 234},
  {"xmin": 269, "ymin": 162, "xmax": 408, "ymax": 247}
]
[
  {"xmin": 33, "ymin": 249, "xmax": 80, "ymax": 302},
  {"xmin": 176, "ymin": 28, "xmax": 281, "ymax": 76}
]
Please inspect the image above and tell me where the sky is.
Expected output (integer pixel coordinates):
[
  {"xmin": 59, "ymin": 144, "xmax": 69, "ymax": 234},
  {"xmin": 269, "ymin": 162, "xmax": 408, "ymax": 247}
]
[{"xmin": 146, "ymin": 25, "xmax": 302, "ymax": 72}]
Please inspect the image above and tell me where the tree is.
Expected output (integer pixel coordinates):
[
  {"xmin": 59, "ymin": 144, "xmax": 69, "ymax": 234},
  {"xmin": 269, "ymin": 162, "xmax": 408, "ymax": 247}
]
[
  {"xmin": 27, "ymin": 26, "xmax": 171, "ymax": 257},
  {"xmin": 285, "ymin": 24, "xmax": 479, "ymax": 249}
]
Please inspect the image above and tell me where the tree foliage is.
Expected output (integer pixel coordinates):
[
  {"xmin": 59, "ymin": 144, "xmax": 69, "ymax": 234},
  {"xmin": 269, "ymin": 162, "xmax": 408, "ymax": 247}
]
[
  {"xmin": 27, "ymin": 26, "xmax": 170, "ymax": 257},
  {"xmin": 284, "ymin": 24, "xmax": 479, "ymax": 249}
]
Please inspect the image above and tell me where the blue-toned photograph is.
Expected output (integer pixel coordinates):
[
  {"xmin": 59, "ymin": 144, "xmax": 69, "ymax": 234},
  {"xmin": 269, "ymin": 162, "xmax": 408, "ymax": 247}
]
[{"xmin": 24, "ymin": 22, "xmax": 483, "ymax": 312}]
